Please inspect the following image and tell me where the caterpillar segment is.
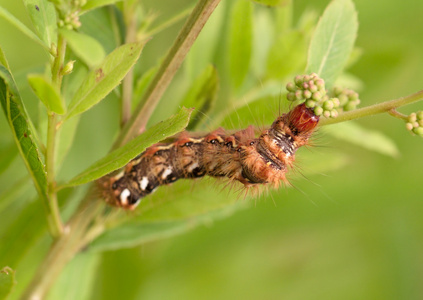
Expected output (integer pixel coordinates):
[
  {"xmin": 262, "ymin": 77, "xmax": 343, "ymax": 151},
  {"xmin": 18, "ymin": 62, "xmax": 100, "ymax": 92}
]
[{"xmin": 98, "ymin": 103, "xmax": 319, "ymax": 210}]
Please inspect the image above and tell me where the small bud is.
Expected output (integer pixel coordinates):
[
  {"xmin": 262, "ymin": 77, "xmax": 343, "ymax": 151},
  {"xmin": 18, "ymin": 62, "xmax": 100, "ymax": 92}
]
[
  {"xmin": 417, "ymin": 111, "xmax": 423, "ymax": 120},
  {"xmin": 295, "ymin": 90, "xmax": 303, "ymax": 100},
  {"xmin": 406, "ymin": 122, "xmax": 414, "ymax": 131},
  {"xmin": 344, "ymin": 102, "xmax": 356, "ymax": 111},
  {"xmin": 309, "ymin": 83, "xmax": 318, "ymax": 93},
  {"xmin": 286, "ymin": 92, "xmax": 296, "ymax": 101},
  {"xmin": 286, "ymin": 82, "xmax": 296, "ymax": 92},
  {"xmin": 408, "ymin": 113, "xmax": 417, "ymax": 123},
  {"xmin": 312, "ymin": 91, "xmax": 322, "ymax": 101},
  {"xmin": 323, "ymin": 110, "xmax": 331, "ymax": 118},
  {"xmin": 413, "ymin": 127, "xmax": 423, "ymax": 136},
  {"xmin": 330, "ymin": 109, "xmax": 338, "ymax": 118},
  {"xmin": 338, "ymin": 94, "xmax": 348, "ymax": 106},
  {"xmin": 305, "ymin": 99, "xmax": 316, "ymax": 108},
  {"xmin": 323, "ymin": 100, "xmax": 334, "ymax": 110},
  {"xmin": 332, "ymin": 97, "xmax": 340, "ymax": 108},
  {"xmin": 413, "ymin": 121, "xmax": 419, "ymax": 128},
  {"xmin": 303, "ymin": 90, "xmax": 312, "ymax": 99},
  {"xmin": 294, "ymin": 75, "xmax": 303, "ymax": 86},
  {"xmin": 314, "ymin": 106, "xmax": 323, "ymax": 116},
  {"xmin": 62, "ymin": 60, "xmax": 75, "ymax": 75}
]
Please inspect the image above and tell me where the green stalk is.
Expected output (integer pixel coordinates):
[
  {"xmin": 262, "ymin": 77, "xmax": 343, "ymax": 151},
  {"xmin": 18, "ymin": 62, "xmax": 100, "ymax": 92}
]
[
  {"xmin": 45, "ymin": 34, "xmax": 67, "ymax": 237},
  {"xmin": 121, "ymin": 1, "xmax": 138, "ymax": 126},
  {"xmin": 320, "ymin": 89, "xmax": 423, "ymax": 126},
  {"xmin": 114, "ymin": 0, "xmax": 221, "ymax": 148}
]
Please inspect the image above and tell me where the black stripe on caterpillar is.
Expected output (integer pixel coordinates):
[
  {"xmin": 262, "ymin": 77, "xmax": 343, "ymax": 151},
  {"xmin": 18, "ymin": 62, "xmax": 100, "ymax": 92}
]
[{"xmin": 98, "ymin": 103, "xmax": 319, "ymax": 210}]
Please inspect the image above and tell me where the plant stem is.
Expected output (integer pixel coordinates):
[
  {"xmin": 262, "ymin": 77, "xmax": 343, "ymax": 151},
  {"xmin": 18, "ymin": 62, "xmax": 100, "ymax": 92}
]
[
  {"xmin": 114, "ymin": 0, "xmax": 221, "ymax": 148},
  {"xmin": 20, "ymin": 196, "xmax": 105, "ymax": 300},
  {"xmin": 319, "ymin": 89, "xmax": 423, "ymax": 126},
  {"xmin": 121, "ymin": 2, "xmax": 137, "ymax": 126},
  {"xmin": 45, "ymin": 34, "xmax": 67, "ymax": 237}
]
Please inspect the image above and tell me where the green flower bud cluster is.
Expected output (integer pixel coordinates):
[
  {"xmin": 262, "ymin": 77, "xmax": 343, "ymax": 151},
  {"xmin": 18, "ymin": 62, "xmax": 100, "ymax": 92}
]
[
  {"xmin": 58, "ymin": 11, "xmax": 81, "ymax": 30},
  {"xmin": 406, "ymin": 111, "xmax": 423, "ymax": 136},
  {"xmin": 330, "ymin": 87, "xmax": 360, "ymax": 111},
  {"xmin": 285, "ymin": 73, "xmax": 340, "ymax": 118}
]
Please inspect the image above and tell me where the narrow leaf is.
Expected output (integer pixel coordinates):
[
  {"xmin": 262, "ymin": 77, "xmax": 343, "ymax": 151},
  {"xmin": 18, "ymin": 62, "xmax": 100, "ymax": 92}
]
[
  {"xmin": 228, "ymin": 0, "xmax": 253, "ymax": 89},
  {"xmin": 0, "ymin": 143, "xmax": 18, "ymax": 175},
  {"xmin": 0, "ymin": 66, "xmax": 48, "ymax": 203},
  {"xmin": 27, "ymin": 74, "xmax": 66, "ymax": 114},
  {"xmin": 81, "ymin": 0, "xmax": 123, "ymax": 13},
  {"xmin": 89, "ymin": 221, "xmax": 193, "ymax": 252},
  {"xmin": 306, "ymin": 0, "xmax": 358, "ymax": 88},
  {"xmin": 322, "ymin": 122, "xmax": 400, "ymax": 157},
  {"xmin": 0, "ymin": 46, "xmax": 10, "ymax": 70},
  {"xmin": 0, "ymin": 267, "xmax": 16, "ymax": 299},
  {"xmin": 89, "ymin": 181, "xmax": 247, "ymax": 252},
  {"xmin": 180, "ymin": 65, "xmax": 219, "ymax": 130},
  {"xmin": 65, "ymin": 42, "xmax": 144, "ymax": 120},
  {"xmin": 59, "ymin": 29, "xmax": 106, "ymax": 68},
  {"xmin": 47, "ymin": 252, "xmax": 100, "ymax": 300},
  {"xmin": 63, "ymin": 107, "xmax": 192, "ymax": 187},
  {"xmin": 0, "ymin": 6, "xmax": 50, "ymax": 52},
  {"xmin": 23, "ymin": 0, "xmax": 57, "ymax": 47}
]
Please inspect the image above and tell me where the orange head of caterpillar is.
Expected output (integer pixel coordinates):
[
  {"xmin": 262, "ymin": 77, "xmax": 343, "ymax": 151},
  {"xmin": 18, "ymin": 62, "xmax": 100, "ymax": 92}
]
[{"xmin": 285, "ymin": 103, "xmax": 319, "ymax": 136}]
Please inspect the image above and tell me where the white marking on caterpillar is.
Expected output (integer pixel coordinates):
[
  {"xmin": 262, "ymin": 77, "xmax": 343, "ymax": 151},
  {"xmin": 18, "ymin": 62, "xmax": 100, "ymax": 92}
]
[
  {"xmin": 140, "ymin": 177, "xmax": 149, "ymax": 191},
  {"xmin": 162, "ymin": 166, "xmax": 173, "ymax": 179},
  {"xmin": 188, "ymin": 162, "xmax": 199, "ymax": 172},
  {"xmin": 120, "ymin": 189, "xmax": 131, "ymax": 206}
]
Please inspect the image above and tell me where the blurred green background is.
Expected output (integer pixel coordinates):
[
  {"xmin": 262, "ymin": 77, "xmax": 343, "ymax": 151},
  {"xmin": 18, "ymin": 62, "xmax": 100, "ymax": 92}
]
[{"xmin": 1, "ymin": 0, "xmax": 423, "ymax": 299}]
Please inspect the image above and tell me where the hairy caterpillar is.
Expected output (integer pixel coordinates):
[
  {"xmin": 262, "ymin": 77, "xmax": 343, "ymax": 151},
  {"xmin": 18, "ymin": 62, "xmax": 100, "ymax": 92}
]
[{"xmin": 98, "ymin": 103, "xmax": 319, "ymax": 210}]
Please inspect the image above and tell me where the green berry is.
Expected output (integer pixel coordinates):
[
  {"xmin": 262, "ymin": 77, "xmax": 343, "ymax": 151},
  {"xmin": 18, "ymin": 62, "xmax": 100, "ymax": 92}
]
[
  {"xmin": 295, "ymin": 90, "xmax": 303, "ymax": 100},
  {"xmin": 332, "ymin": 97, "xmax": 340, "ymax": 108},
  {"xmin": 417, "ymin": 111, "xmax": 423, "ymax": 120}
]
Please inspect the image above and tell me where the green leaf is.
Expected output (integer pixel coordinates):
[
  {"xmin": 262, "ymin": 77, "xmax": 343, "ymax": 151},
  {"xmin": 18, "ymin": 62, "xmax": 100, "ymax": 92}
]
[
  {"xmin": 89, "ymin": 182, "xmax": 246, "ymax": 252},
  {"xmin": 81, "ymin": 0, "xmax": 124, "ymax": 13},
  {"xmin": 89, "ymin": 220, "xmax": 194, "ymax": 252},
  {"xmin": 63, "ymin": 107, "xmax": 192, "ymax": 187},
  {"xmin": 180, "ymin": 65, "xmax": 219, "ymax": 130},
  {"xmin": 132, "ymin": 66, "xmax": 157, "ymax": 110},
  {"xmin": 23, "ymin": 0, "xmax": 57, "ymax": 47},
  {"xmin": 322, "ymin": 122, "xmax": 400, "ymax": 157},
  {"xmin": 27, "ymin": 74, "xmax": 66, "ymax": 114},
  {"xmin": 65, "ymin": 42, "xmax": 144, "ymax": 120},
  {"xmin": 0, "ymin": 6, "xmax": 50, "ymax": 52},
  {"xmin": 47, "ymin": 252, "xmax": 100, "ymax": 300},
  {"xmin": 0, "ymin": 46, "xmax": 10, "ymax": 70},
  {"xmin": 228, "ymin": 0, "xmax": 253, "ymax": 89},
  {"xmin": 0, "ymin": 267, "xmax": 16, "ymax": 299},
  {"xmin": 0, "ymin": 143, "xmax": 18, "ymax": 175},
  {"xmin": 266, "ymin": 30, "xmax": 308, "ymax": 80},
  {"xmin": 305, "ymin": 0, "xmax": 358, "ymax": 88},
  {"xmin": 251, "ymin": 0, "xmax": 291, "ymax": 6},
  {"xmin": 59, "ymin": 29, "xmax": 106, "ymax": 68},
  {"xmin": 0, "ymin": 66, "xmax": 48, "ymax": 203}
]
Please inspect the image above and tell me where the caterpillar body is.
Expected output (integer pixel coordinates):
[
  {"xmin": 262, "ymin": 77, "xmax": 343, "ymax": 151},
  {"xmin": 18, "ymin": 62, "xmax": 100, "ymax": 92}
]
[{"xmin": 98, "ymin": 103, "xmax": 319, "ymax": 210}]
